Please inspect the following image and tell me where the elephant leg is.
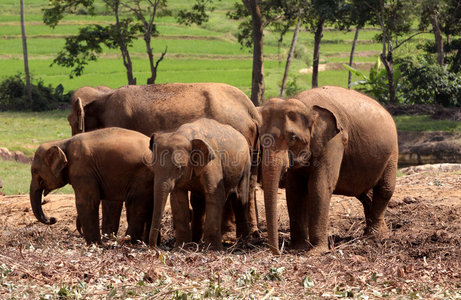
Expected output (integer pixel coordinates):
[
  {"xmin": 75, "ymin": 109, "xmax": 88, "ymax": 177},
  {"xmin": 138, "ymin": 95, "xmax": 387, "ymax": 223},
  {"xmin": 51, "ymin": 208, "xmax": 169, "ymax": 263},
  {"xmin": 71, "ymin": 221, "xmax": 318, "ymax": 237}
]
[
  {"xmin": 171, "ymin": 188, "xmax": 192, "ymax": 247},
  {"xmin": 74, "ymin": 184, "xmax": 101, "ymax": 244},
  {"xmin": 306, "ymin": 138, "xmax": 344, "ymax": 254},
  {"xmin": 229, "ymin": 195, "xmax": 249, "ymax": 239},
  {"xmin": 203, "ymin": 177, "xmax": 226, "ymax": 250},
  {"xmin": 221, "ymin": 201, "xmax": 236, "ymax": 240},
  {"xmin": 365, "ymin": 159, "xmax": 397, "ymax": 237},
  {"xmin": 356, "ymin": 189, "xmax": 373, "ymax": 230},
  {"xmin": 101, "ymin": 200, "xmax": 123, "ymax": 237},
  {"xmin": 247, "ymin": 171, "xmax": 259, "ymax": 236},
  {"xmin": 190, "ymin": 192, "xmax": 205, "ymax": 243},
  {"xmin": 125, "ymin": 197, "xmax": 148, "ymax": 243},
  {"xmin": 285, "ymin": 168, "xmax": 309, "ymax": 249}
]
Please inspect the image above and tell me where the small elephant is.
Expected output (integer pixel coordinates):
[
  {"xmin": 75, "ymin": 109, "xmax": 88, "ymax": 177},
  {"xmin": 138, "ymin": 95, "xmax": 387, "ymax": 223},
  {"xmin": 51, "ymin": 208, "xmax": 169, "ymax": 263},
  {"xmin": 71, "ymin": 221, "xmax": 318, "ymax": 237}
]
[
  {"xmin": 30, "ymin": 128, "xmax": 154, "ymax": 244},
  {"xmin": 148, "ymin": 118, "xmax": 251, "ymax": 250},
  {"xmin": 260, "ymin": 86, "xmax": 398, "ymax": 255}
]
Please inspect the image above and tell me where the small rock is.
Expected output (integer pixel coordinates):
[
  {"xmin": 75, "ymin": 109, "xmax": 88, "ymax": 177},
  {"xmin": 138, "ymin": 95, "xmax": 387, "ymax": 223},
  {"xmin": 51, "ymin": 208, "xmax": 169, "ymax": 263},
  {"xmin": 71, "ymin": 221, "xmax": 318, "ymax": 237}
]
[
  {"xmin": 403, "ymin": 196, "xmax": 417, "ymax": 204},
  {"xmin": 13, "ymin": 151, "xmax": 29, "ymax": 163},
  {"xmin": 0, "ymin": 147, "xmax": 12, "ymax": 160}
]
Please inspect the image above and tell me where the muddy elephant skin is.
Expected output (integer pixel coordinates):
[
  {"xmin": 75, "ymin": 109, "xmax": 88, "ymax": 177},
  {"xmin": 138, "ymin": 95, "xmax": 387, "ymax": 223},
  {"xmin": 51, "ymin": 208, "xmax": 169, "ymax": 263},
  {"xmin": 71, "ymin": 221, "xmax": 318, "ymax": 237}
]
[
  {"xmin": 29, "ymin": 128, "xmax": 154, "ymax": 244},
  {"xmin": 260, "ymin": 86, "xmax": 398, "ymax": 255},
  {"xmin": 148, "ymin": 118, "xmax": 251, "ymax": 250},
  {"xmin": 68, "ymin": 83, "xmax": 261, "ymax": 238}
]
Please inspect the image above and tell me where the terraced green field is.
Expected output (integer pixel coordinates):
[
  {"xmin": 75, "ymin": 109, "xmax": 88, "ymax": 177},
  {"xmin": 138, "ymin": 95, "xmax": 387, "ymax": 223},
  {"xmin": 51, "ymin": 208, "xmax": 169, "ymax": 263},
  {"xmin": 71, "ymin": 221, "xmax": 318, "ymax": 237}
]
[{"xmin": 0, "ymin": 0, "xmax": 432, "ymax": 97}]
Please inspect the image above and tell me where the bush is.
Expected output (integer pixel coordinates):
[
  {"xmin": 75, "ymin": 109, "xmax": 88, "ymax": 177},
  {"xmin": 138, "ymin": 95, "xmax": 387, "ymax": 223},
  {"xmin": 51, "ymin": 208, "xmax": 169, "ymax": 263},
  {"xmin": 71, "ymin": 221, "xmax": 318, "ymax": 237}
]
[
  {"xmin": 0, "ymin": 74, "xmax": 71, "ymax": 111},
  {"xmin": 398, "ymin": 56, "xmax": 461, "ymax": 107},
  {"xmin": 344, "ymin": 59, "xmax": 403, "ymax": 104}
]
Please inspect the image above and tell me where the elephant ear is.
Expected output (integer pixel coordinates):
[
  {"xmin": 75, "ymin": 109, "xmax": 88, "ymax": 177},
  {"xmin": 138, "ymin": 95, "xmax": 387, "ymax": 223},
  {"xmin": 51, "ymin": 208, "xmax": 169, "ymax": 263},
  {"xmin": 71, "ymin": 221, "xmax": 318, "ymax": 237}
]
[
  {"xmin": 45, "ymin": 146, "xmax": 68, "ymax": 178},
  {"xmin": 310, "ymin": 105, "xmax": 341, "ymax": 156},
  {"xmin": 190, "ymin": 139, "xmax": 215, "ymax": 167},
  {"xmin": 73, "ymin": 97, "xmax": 85, "ymax": 132},
  {"xmin": 149, "ymin": 133, "xmax": 156, "ymax": 152}
]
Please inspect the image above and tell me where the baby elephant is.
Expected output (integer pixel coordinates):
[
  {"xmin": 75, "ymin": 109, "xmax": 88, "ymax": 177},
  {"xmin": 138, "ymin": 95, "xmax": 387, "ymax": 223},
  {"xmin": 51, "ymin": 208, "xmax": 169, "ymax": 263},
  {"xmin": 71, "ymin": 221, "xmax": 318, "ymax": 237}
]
[
  {"xmin": 148, "ymin": 118, "xmax": 251, "ymax": 250},
  {"xmin": 30, "ymin": 128, "xmax": 154, "ymax": 244}
]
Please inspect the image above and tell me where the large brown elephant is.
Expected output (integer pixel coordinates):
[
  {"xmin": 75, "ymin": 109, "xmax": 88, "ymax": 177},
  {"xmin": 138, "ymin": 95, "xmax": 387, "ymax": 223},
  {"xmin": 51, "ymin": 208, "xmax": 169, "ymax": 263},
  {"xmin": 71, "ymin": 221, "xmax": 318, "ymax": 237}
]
[
  {"xmin": 68, "ymin": 83, "xmax": 261, "ymax": 238},
  {"xmin": 30, "ymin": 128, "xmax": 154, "ymax": 244},
  {"xmin": 148, "ymin": 118, "xmax": 251, "ymax": 250},
  {"xmin": 260, "ymin": 86, "xmax": 398, "ymax": 255}
]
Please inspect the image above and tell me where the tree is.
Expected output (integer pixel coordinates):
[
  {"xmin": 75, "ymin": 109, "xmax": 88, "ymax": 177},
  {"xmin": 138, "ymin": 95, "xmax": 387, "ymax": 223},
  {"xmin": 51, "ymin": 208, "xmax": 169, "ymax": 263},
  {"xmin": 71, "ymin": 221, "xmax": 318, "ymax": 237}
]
[
  {"xmin": 122, "ymin": 0, "xmax": 168, "ymax": 84},
  {"xmin": 367, "ymin": 0, "xmax": 420, "ymax": 104},
  {"xmin": 227, "ymin": 1, "xmax": 290, "ymax": 105},
  {"xmin": 43, "ymin": 0, "xmax": 168, "ymax": 85},
  {"xmin": 302, "ymin": 0, "xmax": 345, "ymax": 88},
  {"xmin": 420, "ymin": 0, "xmax": 446, "ymax": 66},
  {"xmin": 20, "ymin": 0, "xmax": 32, "ymax": 103},
  {"xmin": 339, "ymin": 0, "xmax": 378, "ymax": 88}
]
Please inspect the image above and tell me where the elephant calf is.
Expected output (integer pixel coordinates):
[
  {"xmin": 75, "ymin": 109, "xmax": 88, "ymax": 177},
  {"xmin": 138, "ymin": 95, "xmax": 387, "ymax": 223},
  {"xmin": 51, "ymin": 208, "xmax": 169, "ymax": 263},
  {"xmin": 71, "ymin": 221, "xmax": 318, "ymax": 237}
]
[
  {"xmin": 148, "ymin": 118, "xmax": 251, "ymax": 250},
  {"xmin": 30, "ymin": 128, "xmax": 154, "ymax": 244}
]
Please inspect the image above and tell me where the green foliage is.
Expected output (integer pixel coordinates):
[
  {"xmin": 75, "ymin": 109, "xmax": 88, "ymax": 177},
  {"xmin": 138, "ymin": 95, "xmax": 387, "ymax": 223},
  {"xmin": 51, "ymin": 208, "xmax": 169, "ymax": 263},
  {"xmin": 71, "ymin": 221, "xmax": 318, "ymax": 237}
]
[
  {"xmin": 177, "ymin": 0, "xmax": 217, "ymax": 26},
  {"xmin": 398, "ymin": 56, "xmax": 461, "ymax": 107},
  {"xmin": 0, "ymin": 74, "xmax": 71, "ymax": 111},
  {"xmin": 344, "ymin": 59, "xmax": 402, "ymax": 104},
  {"xmin": 284, "ymin": 76, "xmax": 303, "ymax": 97}
]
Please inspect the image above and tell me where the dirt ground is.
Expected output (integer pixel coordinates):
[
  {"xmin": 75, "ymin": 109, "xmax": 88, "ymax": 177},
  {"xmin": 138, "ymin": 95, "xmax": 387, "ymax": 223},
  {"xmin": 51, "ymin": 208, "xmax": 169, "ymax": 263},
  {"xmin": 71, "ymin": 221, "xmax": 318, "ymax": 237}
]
[{"xmin": 0, "ymin": 165, "xmax": 460, "ymax": 299}]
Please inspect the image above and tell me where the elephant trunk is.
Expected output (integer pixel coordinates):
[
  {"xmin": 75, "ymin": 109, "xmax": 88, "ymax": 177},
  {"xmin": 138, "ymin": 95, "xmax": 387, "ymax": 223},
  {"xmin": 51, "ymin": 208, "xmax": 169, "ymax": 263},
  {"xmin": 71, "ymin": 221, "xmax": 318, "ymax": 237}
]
[
  {"xmin": 149, "ymin": 177, "xmax": 173, "ymax": 247},
  {"xmin": 262, "ymin": 149, "xmax": 285, "ymax": 255},
  {"xmin": 29, "ymin": 179, "xmax": 57, "ymax": 225}
]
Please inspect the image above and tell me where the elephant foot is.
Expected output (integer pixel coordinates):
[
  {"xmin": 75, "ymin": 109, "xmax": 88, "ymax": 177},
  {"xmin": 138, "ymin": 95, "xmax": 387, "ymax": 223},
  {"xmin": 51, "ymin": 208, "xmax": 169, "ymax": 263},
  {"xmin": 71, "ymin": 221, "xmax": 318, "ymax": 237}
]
[
  {"xmin": 203, "ymin": 240, "xmax": 223, "ymax": 252},
  {"xmin": 365, "ymin": 221, "xmax": 389, "ymax": 239},
  {"xmin": 250, "ymin": 228, "xmax": 261, "ymax": 239},
  {"xmin": 306, "ymin": 245, "xmax": 329, "ymax": 256},
  {"xmin": 289, "ymin": 240, "xmax": 309, "ymax": 250}
]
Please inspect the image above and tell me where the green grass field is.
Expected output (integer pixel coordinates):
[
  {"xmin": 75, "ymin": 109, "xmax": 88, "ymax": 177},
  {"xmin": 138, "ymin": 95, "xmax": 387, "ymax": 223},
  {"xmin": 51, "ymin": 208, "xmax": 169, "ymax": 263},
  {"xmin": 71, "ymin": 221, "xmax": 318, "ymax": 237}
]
[{"xmin": 0, "ymin": 0, "xmax": 433, "ymax": 98}]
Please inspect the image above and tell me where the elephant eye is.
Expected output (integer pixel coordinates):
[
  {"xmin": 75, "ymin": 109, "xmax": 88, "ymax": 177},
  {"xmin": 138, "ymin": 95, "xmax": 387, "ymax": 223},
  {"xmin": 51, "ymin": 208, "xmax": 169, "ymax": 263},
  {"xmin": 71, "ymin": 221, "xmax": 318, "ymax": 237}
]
[{"xmin": 290, "ymin": 134, "xmax": 298, "ymax": 141}]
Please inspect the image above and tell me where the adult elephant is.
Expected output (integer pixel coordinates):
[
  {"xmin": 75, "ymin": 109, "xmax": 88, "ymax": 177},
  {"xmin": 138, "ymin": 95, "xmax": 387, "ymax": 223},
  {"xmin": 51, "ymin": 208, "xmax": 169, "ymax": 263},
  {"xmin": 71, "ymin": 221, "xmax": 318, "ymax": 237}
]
[
  {"xmin": 69, "ymin": 86, "xmax": 112, "ymax": 135},
  {"xmin": 260, "ymin": 86, "xmax": 398, "ymax": 255},
  {"xmin": 68, "ymin": 83, "xmax": 261, "ymax": 238}
]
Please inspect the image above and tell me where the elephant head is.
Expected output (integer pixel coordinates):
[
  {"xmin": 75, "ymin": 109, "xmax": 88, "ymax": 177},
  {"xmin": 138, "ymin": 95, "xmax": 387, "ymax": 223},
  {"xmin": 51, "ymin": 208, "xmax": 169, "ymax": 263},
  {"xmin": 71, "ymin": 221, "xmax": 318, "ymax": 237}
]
[
  {"xmin": 147, "ymin": 132, "xmax": 215, "ymax": 246},
  {"xmin": 259, "ymin": 98, "xmax": 341, "ymax": 255},
  {"xmin": 30, "ymin": 144, "xmax": 69, "ymax": 225},
  {"xmin": 67, "ymin": 86, "xmax": 112, "ymax": 135}
]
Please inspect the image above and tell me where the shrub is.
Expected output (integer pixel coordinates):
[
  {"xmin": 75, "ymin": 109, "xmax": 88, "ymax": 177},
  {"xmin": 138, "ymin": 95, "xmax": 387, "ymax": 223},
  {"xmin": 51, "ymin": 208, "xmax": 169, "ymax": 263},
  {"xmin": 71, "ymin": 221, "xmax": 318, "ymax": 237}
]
[
  {"xmin": 0, "ymin": 74, "xmax": 71, "ymax": 111},
  {"xmin": 344, "ymin": 59, "xmax": 403, "ymax": 104},
  {"xmin": 398, "ymin": 56, "xmax": 461, "ymax": 107}
]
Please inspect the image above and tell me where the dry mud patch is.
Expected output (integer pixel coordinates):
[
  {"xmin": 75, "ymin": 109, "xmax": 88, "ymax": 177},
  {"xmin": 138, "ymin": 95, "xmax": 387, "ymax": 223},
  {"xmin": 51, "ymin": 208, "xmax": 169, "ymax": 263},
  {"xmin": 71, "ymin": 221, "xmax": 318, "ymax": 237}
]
[{"xmin": 0, "ymin": 166, "xmax": 460, "ymax": 299}]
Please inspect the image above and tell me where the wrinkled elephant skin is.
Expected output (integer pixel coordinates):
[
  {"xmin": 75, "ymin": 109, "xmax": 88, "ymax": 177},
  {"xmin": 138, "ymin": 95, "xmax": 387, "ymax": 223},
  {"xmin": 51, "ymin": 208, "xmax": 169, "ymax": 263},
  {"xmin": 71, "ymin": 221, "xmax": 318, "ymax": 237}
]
[
  {"xmin": 260, "ymin": 86, "xmax": 398, "ymax": 255},
  {"xmin": 30, "ymin": 128, "xmax": 154, "ymax": 245},
  {"xmin": 148, "ymin": 118, "xmax": 251, "ymax": 250},
  {"xmin": 68, "ymin": 83, "xmax": 261, "ymax": 239}
]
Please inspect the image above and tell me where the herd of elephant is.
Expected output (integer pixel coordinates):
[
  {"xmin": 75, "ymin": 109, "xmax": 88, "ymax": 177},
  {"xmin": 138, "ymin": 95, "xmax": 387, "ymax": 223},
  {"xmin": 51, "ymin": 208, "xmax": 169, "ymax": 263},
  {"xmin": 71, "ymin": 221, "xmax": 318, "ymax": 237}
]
[{"xmin": 29, "ymin": 83, "xmax": 398, "ymax": 255}]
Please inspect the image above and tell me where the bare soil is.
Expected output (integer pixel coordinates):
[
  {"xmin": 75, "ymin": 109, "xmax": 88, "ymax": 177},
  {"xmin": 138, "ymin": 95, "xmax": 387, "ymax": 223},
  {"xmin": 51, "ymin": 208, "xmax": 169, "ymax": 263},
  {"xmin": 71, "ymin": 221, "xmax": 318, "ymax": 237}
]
[{"xmin": 0, "ymin": 165, "xmax": 460, "ymax": 299}]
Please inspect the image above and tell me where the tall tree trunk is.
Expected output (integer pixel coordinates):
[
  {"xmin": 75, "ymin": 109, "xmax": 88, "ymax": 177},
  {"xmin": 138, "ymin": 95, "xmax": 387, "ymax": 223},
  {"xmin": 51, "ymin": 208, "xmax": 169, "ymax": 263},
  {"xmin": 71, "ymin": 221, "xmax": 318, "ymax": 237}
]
[
  {"xmin": 280, "ymin": 15, "xmax": 302, "ymax": 97},
  {"xmin": 245, "ymin": 0, "xmax": 265, "ymax": 107},
  {"xmin": 312, "ymin": 18, "xmax": 324, "ymax": 88},
  {"xmin": 114, "ymin": 0, "xmax": 136, "ymax": 85},
  {"xmin": 348, "ymin": 26, "xmax": 360, "ymax": 88},
  {"xmin": 429, "ymin": 12, "xmax": 444, "ymax": 66},
  {"xmin": 20, "ymin": 0, "xmax": 32, "ymax": 103},
  {"xmin": 378, "ymin": 3, "xmax": 395, "ymax": 104},
  {"xmin": 144, "ymin": 35, "xmax": 156, "ymax": 84},
  {"xmin": 381, "ymin": 52, "xmax": 395, "ymax": 104}
]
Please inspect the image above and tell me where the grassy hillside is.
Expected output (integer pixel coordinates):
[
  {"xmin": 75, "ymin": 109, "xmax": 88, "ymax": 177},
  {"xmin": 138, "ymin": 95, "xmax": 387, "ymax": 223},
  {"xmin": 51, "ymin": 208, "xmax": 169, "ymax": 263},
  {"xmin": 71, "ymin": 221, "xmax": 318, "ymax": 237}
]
[{"xmin": 0, "ymin": 0, "xmax": 433, "ymax": 97}]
